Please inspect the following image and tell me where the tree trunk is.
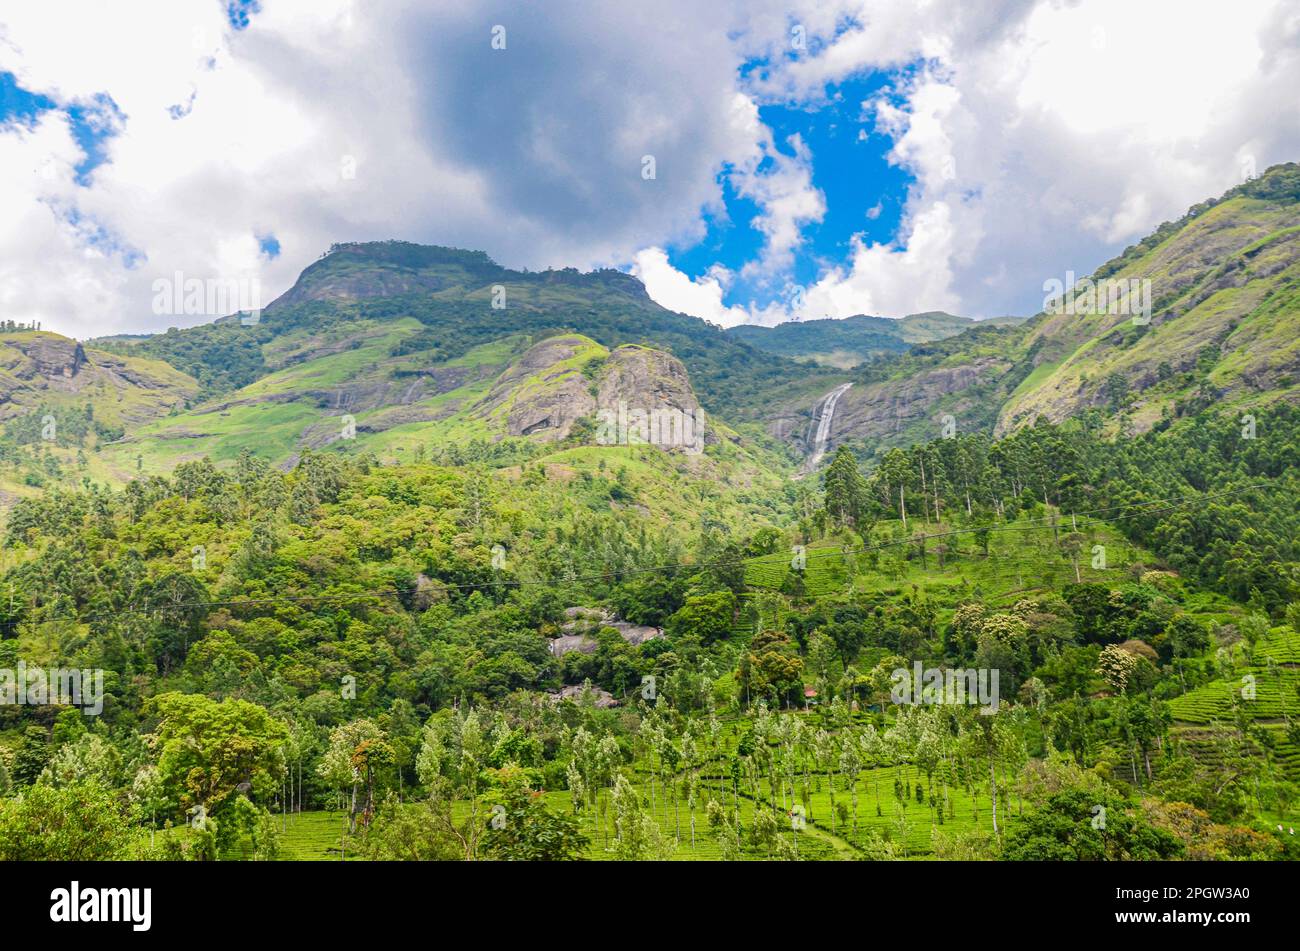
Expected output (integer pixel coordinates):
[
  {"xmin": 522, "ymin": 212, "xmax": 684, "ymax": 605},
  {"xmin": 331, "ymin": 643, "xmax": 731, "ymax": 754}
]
[{"xmin": 989, "ymin": 758, "xmax": 999, "ymax": 835}]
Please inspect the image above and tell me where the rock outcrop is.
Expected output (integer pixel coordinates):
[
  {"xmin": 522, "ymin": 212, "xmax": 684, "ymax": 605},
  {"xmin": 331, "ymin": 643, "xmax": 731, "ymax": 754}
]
[
  {"xmin": 0, "ymin": 332, "xmax": 197, "ymax": 427},
  {"xmin": 549, "ymin": 684, "xmax": 618, "ymax": 708},
  {"xmin": 558, "ymin": 606, "xmax": 661, "ymax": 647},
  {"xmin": 476, "ymin": 335, "xmax": 708, "ymax": 450},
  {"xmin": 477, "ymin": 334, "xmax": 599, "ymax": 440}
]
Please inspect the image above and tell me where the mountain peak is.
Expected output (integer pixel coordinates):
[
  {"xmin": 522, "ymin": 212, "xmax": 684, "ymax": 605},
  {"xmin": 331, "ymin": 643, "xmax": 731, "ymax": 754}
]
[{"xmin": 269, "ymin": 240, "xmax": 647, "ymax": 311}]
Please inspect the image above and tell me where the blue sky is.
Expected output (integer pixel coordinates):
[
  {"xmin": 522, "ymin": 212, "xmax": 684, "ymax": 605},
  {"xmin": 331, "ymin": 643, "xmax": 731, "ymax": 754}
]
[
  {"xmin": 0, "ymin": 71, "xmax": 120, "ymax": 185},
  {"xmin": 669, "ymin": 70, "xmax": 915, "ymax": 311}
]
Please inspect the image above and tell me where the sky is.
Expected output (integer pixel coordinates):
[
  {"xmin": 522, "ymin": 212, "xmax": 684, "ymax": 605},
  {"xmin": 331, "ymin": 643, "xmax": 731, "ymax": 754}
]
[{"xmin": 1, "ymin": 0, "xmax": 1299, "ymax": 338}]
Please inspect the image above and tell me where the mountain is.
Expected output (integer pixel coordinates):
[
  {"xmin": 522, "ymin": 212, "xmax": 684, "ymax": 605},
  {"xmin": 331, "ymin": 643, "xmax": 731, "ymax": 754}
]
[
  {"xmin": 725, "ymin": 311, "xmax": 1022, "ymax": 369},
  {"xmin": 3, "ymin": 164, "xmax": 1299, "ymax": 491},
  {"xmin": 798, "ymin": 162, "xmax": 1300, "ymax": 462},
  {"xmin": 996, "ymin": 163, "xmax": 1300, "ymax": 435},
  {"xmin": 98, "ymin": 241, "xmax": 839, "ymax": 413}
]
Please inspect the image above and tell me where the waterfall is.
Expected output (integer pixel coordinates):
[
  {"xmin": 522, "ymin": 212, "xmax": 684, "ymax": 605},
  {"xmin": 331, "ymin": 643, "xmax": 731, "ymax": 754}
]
[{"xmin": 803, "ymin": 382, "xmax": 852, "ymax": 472}]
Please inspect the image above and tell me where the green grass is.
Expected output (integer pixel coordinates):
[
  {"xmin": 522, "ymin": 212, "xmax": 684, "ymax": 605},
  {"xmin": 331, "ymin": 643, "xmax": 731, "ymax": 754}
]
[
  {"xmin": 98, "ymin": 331, "xmax": 526, "ymax": 477},
  {"xmin": 275, "ymin": 810, "xmax": 359, "ymax": 860}
]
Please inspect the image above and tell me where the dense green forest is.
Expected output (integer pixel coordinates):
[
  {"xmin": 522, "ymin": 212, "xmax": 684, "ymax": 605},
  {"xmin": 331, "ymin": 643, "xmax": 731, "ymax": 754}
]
[{"xmin": 0, "ymin": 397, "xmax": 1296, "ymax": 862}]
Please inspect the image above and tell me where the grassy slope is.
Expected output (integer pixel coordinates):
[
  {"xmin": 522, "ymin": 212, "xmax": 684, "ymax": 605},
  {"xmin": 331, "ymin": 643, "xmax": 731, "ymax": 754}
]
[
  {"xmin": 0, "ymin": 332, "xmax": 197, "ymax": 427},
  {"xmin": 0, "ymin": 331, "xmax": 199, "ymax": 497},
  {"xmin": 998, "ymin": 179, "xmax": 1300, "ymax": 435},
  {"xmin": 96, "ymin": 321, "xmax": 516, "ymax": 477}
]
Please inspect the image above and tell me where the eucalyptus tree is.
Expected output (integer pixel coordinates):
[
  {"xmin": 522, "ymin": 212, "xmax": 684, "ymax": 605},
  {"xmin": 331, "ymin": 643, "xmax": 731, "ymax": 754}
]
[
  {"xmin": 414, "ymin": 708, "xmax": 490, "ymax": 859},
  {"xmin": 568, "ymin": 726, "xmax": 598, "ymax": 815},
  {"xmin": 783, "ymin": 713, "xmax": 814, "ymax": 822},
  {"xmin": 566, "ymin": 759, "xmax": 586, "ymax": 817},
  {"xmin": 838, "ymin": 736, "xmax": 862, "ymax": 835},
  {"xmin": 640, "ymin": 708, "xmax": 668, "ymax": 813},
  {"xmin": 751, "ymin": 702, "xmax": 779, "ymax": 811},
  {"xmin": 596, "ymin": 733, "xmax": 621, "ymax": 845},
  {"xmin": 859, "ymin": 723, "xmax": 885, "ymax": 816},
  {"xmin": 913, "ymin": 713, "xmax": 943, "ymax": 820},
  {"xmin": 129, "ymin": 764, "xmax": 166, "ymax": 848},
  {"xmin": 680, "ymin": 724, "xmax": 701, "ymax": 848},
  {"xmin": 813, "ymin": 728, "xmax": 840, "ymax": 835},
  {"xmin": 956, "ymin": 708, "xmax": 1019, "ymax": 837},
  {"xmin": 610, "ymin": 772, "xmax": 670, "ymax": 860}
]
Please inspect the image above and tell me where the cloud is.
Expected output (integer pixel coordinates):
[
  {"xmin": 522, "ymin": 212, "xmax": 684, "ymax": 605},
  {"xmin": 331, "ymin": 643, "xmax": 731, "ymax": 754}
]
[
  {"xmin": 800, "ymin": 200, "xmax": 960, "ymax": 318},
  {"xmin": 631, "ymin": 248, "xmax": 750, "ymax": 327},
  {"xmin": 0, "ymin": 0, "xmax": 775, "ymax": 336},
  {"xmin": 725, "ymin": 95, "xmax": 827, "ymax": 279},
  {"xmin": 765, "ymin": 0, "xmax": 1300, "ymax": 320},
  {"xmin": 2, "ymin": 0, "xmax": 1299, "ymax": 336}
]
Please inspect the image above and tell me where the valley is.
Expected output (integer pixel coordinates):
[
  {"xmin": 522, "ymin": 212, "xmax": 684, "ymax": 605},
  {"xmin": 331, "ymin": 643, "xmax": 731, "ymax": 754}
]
[{"xmin": 0, "ymin": 165, "xmax": 1298, "ymax": 865}]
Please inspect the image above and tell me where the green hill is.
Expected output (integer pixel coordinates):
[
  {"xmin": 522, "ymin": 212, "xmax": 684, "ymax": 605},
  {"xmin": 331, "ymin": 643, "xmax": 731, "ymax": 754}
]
[
  {"xmin": 19, "ymin": 164, "xmax": 1296, "ymax": 482},
  {"xmin": 998, "ymin": 163, "xmax": 1300, "ymax": 436},
  {"xmin": 94, "ymin": 240, "xmax": 840, "ymax": 423},
  {"xmin": 725, "ymin": 311, "xmax": 1004, "ymax": 370},
  {"xmin": 791, "ymin": 163, "xmax": 1300, "ymax": 463}
]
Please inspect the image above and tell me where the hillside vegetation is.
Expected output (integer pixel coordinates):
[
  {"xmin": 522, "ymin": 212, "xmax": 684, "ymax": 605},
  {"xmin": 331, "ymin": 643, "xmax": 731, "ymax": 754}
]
[{"xmin": 1, "ymin": 168, "xmax": 1298, "ymax": 864}]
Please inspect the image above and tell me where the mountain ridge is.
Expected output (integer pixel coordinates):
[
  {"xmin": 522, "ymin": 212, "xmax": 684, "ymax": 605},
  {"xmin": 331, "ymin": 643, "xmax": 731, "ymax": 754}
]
[{"xmin": 3, "ymin": 163, "xmax": 1298, "ymax": 493}]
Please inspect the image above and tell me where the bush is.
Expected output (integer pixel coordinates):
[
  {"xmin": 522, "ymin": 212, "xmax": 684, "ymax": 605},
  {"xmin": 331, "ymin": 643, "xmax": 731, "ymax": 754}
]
[{"xmin": 0, "ymin": 782, "xmax": 133, "ymax": 860}]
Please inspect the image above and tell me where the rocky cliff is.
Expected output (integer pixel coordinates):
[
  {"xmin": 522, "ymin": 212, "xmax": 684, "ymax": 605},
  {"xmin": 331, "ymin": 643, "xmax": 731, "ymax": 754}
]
[{"xmin": 477, "ymin": 334, "xmax": 708, "ymax": 450}]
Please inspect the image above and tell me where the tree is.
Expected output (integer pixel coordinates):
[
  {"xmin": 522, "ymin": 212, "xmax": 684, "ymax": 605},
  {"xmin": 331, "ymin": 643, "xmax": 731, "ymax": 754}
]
[
  {"xmin": 610, "ymin": 773, "xmax": 670, "ymax": 860},
  {"xmin": 1059, "ymin": 532, "xmax": 1086, "ymax": 583},
  {"xmin": 1163, "ymin": 614, "xmax": 1210, "ymax": 660},
  {"xmin": 147, "ymin": 692, "xmax": 287, "ymax": 833},
  {"xmin": 39, "ymin": 733, "xmax": 122, "ymax": 788},
  {"xmin": 318, "ymin": 718, "xmax": 387, "ymax": 833},
  {"xmin": 749, "ymin": 805, "xmax": 779, "ymax": 857},
  {"xmin": 1098, "ymin": 645, "xmax": 1138, "ymax": 694},
  {"xmin": 823, "ymin": 447, "xmax": 868, "ymax": 531},
  {"xmin": 1002, "ymin": 790, "xmax": 1182, "ymax": 860},
  {"xmin": 11, "ymin": 726, "xmax": 49, "ymax": 787},
  {"xmin": 665, "ymin": 591, "xmax": 736, "ymax": 644},
  {"xmin": 0, "ymin": 782, "xmax": 132, "ymax": 860},
  {"xmin": 130, "ymin": 765, "xmax": 167, "ymax": 848},
  {"xmin": 415, "ymin": 709, "xmax": 491, "ymax": 859},
  {"xmin": 483, "ymin": 767, "xmax": 589, "ymax": 861},
  {"xmin": 822, "ymin": 618, "xmax": 867, "ymax": 671},
  {"xmin": 360, "ymin": 793, "xmax": 463, "ymax": 861}
]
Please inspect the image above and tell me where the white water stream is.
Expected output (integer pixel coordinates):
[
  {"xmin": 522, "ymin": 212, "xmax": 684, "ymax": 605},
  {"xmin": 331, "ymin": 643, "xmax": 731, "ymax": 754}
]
[{"xmin": 802, "ymin": 382, "xmax": 852, "ymax": 473}]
